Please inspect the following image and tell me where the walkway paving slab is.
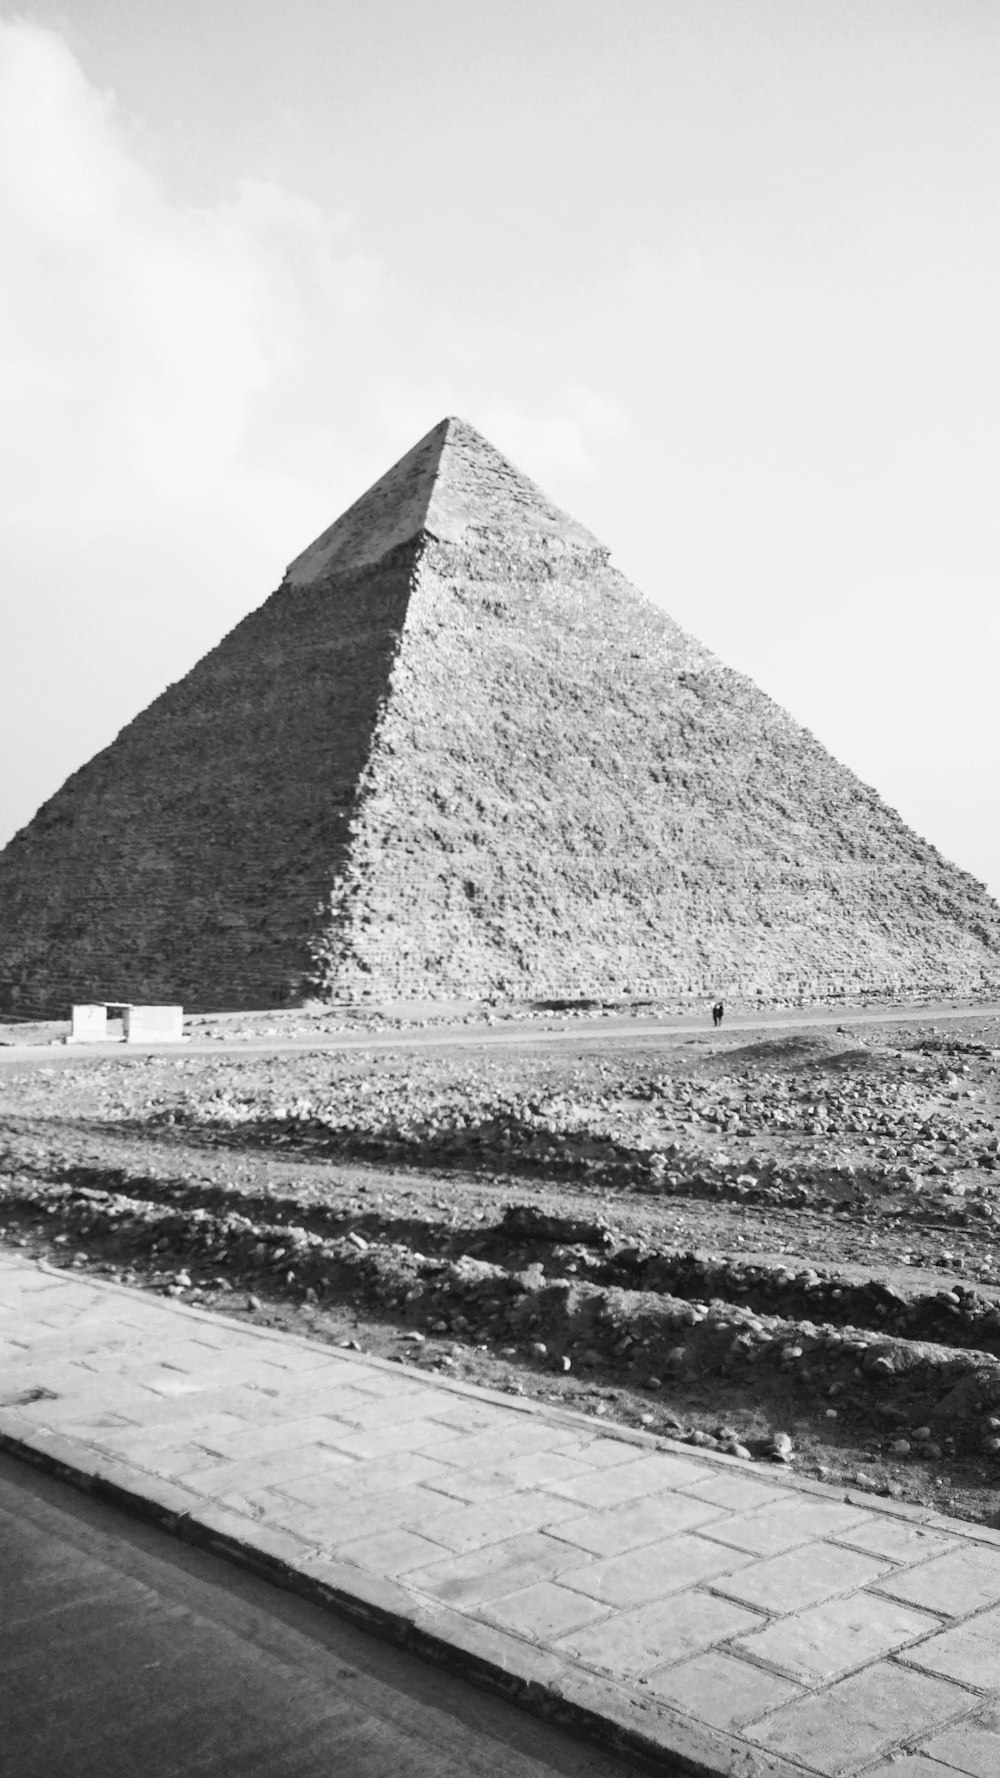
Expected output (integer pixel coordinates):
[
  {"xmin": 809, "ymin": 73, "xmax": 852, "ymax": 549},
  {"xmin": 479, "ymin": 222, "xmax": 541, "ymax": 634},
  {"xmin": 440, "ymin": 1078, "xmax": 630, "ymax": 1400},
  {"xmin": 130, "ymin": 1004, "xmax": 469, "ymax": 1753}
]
[{"xmin": 2, "ymin": 1250, "xmax": 999, "ymax": 1776}]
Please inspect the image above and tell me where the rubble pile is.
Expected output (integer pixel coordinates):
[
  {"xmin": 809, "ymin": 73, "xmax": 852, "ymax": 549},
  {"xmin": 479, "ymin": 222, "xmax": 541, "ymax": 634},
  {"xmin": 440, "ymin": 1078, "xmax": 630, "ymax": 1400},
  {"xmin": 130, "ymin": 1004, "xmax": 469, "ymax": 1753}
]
[
  {"xmin": 1, "ymin": 1168, "xmax": 998, "ymax": 1447},
  {"xmin": 2, "ymin": 1011, "xmax": 1000, "ymax": 1512}
]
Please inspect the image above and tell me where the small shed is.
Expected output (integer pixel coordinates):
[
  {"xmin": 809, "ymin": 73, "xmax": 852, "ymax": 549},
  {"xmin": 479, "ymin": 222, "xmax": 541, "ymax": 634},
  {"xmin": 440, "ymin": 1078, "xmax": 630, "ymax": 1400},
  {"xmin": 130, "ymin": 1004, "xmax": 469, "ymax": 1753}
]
[
  {"xmin": 124, "ymin": 1004, "xmax": 184, "ymax": 1043},
  {"xmin": 69, "ymin": 1003, "xmax": 184, "ymax": 1044}
]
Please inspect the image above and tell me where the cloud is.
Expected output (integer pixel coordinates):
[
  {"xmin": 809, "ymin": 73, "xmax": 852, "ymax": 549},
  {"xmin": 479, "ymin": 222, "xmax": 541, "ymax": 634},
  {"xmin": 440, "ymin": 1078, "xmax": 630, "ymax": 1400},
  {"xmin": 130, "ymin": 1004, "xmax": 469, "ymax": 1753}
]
[
  {"xmin": 0, "ymin": 19, "xmax": 385, "ymax": 530},
  {"xmin": 0, "ymin": 17, "xmax": 412, "ymax": 851},
  {"xmin": 0, "ymin": 16, "xmax": 632, "ymax": 856},
  {"xmin": 564, "ymin": 383, "xmax": 630, "ymax": 442},
  {"xmin": 475, "ymin": 386, "xmax": 628, "ymax": 484},
  {"xmin": 0, "ymin": 17, "xmax": 622, "ymax": 552}
]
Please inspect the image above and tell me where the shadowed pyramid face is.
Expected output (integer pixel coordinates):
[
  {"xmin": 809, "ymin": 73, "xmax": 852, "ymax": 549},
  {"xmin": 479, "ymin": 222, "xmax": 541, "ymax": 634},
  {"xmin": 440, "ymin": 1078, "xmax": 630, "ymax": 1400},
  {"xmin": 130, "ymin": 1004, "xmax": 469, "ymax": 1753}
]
[{"xmin": 1, "ymin": 418, "xmax": 999, "ymax": 1016}]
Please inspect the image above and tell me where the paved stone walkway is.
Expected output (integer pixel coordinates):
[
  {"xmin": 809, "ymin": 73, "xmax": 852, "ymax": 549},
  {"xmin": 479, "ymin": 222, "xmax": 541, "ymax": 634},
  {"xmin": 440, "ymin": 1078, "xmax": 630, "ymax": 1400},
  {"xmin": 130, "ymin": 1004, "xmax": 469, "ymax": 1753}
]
[{"xmin": 2, "ymin": 1252, "xmax": 999, "ymax": 1777}]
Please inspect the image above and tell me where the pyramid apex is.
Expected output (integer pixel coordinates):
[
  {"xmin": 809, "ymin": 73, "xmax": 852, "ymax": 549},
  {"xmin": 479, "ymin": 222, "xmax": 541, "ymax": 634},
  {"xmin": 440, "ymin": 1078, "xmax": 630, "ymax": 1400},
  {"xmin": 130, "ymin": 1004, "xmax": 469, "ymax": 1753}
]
[{"xmin": 284, "ymin": 415, "xmax": 602, "ymax": 586}]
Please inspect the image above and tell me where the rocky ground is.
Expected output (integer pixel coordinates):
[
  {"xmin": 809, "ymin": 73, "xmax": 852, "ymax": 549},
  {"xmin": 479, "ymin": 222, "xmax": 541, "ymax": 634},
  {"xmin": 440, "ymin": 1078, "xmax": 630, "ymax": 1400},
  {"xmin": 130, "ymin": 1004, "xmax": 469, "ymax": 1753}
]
[{"xmin": 2, "ymin": 1010, "xmax": 1000, "ymax": 1525}]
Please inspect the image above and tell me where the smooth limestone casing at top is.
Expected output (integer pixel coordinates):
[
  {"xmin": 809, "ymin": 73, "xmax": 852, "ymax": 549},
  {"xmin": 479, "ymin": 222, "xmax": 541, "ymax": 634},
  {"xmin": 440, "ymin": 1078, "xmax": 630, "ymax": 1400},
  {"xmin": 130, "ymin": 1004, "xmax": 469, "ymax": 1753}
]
[{"xmin": 1, "ymin": 418, "xmax": 999, "ymax": 1015}]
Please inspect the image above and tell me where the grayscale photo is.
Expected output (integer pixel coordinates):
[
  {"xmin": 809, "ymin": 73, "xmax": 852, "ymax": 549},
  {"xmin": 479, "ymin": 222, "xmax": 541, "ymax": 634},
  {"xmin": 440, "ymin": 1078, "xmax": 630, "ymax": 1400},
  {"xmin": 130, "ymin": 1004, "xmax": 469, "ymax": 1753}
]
[{"xmin": 1, "ymin": 5, "xmax": 999, "ymax": 1774}]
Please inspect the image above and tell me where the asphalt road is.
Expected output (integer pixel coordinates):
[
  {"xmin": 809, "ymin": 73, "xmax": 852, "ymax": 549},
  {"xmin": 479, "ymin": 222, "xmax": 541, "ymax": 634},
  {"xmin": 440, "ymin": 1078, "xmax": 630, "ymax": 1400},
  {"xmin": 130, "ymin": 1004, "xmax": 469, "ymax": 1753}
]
[
  {"xmin": 1, "ymin": 998, "xmax": 998, "ymax": 1074},
  {"xmin": 0, "ymin": 1454, "xmax": 647, "ymax": 1778}
]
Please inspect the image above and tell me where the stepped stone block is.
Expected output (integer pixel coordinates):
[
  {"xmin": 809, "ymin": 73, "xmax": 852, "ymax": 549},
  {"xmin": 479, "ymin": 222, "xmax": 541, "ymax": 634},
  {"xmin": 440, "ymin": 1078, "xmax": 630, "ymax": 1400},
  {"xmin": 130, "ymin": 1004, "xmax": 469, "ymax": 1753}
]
[{"xmin": 2, "ymin": 416, "xmax": 999, "ymax": 1014}]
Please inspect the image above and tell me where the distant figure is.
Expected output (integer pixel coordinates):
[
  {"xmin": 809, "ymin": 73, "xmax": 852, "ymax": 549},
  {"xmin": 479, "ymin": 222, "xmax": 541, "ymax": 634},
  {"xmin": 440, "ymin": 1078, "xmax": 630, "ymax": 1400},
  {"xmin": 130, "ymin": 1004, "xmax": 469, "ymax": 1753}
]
[{"xmin": 712, "ymin": 1001, "xmax": 724, "ymax": 1028}]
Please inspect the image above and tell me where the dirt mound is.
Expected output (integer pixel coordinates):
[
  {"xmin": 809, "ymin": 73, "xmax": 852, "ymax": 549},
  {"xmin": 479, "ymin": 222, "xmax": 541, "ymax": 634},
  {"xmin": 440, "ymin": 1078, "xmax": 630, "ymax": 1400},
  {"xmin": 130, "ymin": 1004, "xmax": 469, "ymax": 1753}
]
[
  {"xmin": 714, "ymin": 1035, "xmax": 863, "ymax": 1069},
  {"xmin": 3, "ymin": 1006, "xmax": 1000, "ymax": 1517}
]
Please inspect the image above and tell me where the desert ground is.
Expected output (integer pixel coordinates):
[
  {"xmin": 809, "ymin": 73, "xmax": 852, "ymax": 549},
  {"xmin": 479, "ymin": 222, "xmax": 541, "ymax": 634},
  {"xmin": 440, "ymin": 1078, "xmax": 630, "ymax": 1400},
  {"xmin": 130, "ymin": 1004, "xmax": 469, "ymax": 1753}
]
[{"xmin": 2, "ymin": 1002, "xmax": 1000, "ymax": 1528}]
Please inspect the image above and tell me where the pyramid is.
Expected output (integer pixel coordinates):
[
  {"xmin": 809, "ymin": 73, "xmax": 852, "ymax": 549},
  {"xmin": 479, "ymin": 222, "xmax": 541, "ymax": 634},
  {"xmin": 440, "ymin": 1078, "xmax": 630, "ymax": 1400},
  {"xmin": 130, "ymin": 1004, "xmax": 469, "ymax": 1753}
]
[{"xmin": 2, "ymin": 416, "xmax": 1000, "ymax": 1016}]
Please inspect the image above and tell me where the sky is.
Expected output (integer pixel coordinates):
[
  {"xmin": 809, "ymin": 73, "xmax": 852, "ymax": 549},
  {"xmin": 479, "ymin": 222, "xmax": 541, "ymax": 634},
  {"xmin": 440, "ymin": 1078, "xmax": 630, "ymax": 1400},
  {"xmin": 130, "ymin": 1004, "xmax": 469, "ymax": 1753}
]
[{"xmin": 2, "ymin": 1, "xmax": 1000, "ymax": 898}]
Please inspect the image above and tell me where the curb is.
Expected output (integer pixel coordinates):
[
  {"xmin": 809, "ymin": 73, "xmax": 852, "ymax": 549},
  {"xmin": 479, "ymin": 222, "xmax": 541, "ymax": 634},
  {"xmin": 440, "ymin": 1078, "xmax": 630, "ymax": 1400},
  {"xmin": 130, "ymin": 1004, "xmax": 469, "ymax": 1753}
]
[
  {"xmin": 4, "ymin": 1256, "xmax": 1000, "ymax": 1775},
  {"xmin": 24, "ymin": 1258, "xmax": 1000, "ymax": 1547},
  {"xmin": 0, "ymin": 1408, "xmax": 808, "ymax": 1778}
]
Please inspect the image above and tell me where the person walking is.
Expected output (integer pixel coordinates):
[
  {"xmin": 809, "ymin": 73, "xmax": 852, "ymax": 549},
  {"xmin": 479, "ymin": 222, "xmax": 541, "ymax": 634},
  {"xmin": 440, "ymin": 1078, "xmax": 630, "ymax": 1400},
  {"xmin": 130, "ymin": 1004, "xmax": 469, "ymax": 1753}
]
[{"xmin": 712, "ymin": 1001, "xmax": 724, "ymax": 1028}]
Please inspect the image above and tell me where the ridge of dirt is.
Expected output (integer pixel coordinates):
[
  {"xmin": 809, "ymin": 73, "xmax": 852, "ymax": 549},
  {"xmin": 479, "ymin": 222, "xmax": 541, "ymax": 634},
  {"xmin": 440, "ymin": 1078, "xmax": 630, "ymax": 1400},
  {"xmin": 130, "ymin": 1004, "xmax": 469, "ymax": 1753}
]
[{"xmin": 2, "ymin": 1010, "xmax": 1000, "ymax": 1523}]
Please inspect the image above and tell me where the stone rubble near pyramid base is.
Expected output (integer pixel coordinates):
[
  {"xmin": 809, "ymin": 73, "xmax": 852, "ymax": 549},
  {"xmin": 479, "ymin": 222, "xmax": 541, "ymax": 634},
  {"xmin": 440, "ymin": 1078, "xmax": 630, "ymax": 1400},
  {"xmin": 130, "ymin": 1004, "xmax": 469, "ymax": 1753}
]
[{"xmin": 3, "ymin": 1007, "xmax": 1000, "ymax": 1528}]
